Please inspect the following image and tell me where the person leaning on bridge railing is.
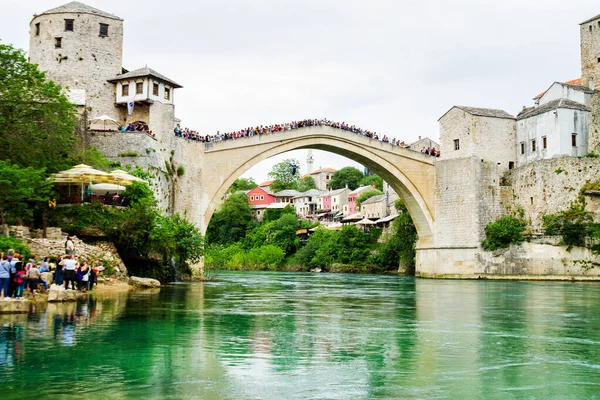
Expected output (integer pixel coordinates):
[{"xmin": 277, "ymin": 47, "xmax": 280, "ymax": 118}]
[{"xmin": 173, "ymin": 117, "xmax": 414, "ymax": 149}]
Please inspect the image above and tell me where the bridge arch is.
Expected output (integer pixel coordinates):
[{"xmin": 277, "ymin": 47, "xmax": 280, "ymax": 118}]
[{"xmin": 180, "ymin": 126, "xmax": 436, "ymax": 247}]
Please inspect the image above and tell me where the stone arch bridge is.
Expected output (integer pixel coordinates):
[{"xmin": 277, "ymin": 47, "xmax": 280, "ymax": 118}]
[{"xmin": 171, "ymin": 125, "xmax": 436, "ymax": 248}]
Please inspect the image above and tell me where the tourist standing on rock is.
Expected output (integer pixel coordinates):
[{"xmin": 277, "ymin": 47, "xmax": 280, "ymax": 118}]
[
  {"xmin": 0, "ymin": 253, "xmax": 11, "ymax": 298},
  {"xmin": 65, "ymin": 236, "xmax": 75, "ymax": 255},
  {"xmin": 89, "ymin": 265, "xmax": 98, "ymax": 291},
  {"xmin": 14, "ymin": 259, "xmax": 26, "ymax": 298},
  {"xmin": 60, "ymin": 255, "xmax": 77, "ymax": 290},
  {"xmin": 8, "ymin": 251, "xmax": 18, "ymax": 297},
  {"xmin": 27, "ymin": 263, "xmax": 41, "ymax": 297},
  {"xmin": 80, "ymin": 263, "xmax": 91, "ymax": 292},
  {"xmin": 55, "ymin": 254, "xmax": 64, "ymax": 285}
]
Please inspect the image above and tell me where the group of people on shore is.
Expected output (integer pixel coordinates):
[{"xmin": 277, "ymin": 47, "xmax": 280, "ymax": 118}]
[
  {"xmin": 173, "ymin": 118, "xmax": 412, "ymax": 148},
  {"xmin": 0, "ymin": 251, "xmax": 51, "ymax": 298},
  {"xmin": 0, "ymin": 236, "xmax": 99, "ymax": 299}
]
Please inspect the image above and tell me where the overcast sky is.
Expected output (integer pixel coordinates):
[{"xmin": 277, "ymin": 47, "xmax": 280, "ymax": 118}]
[{"xmin": 2, "ymin": 0, "xmax": 599, "ymax": 183}]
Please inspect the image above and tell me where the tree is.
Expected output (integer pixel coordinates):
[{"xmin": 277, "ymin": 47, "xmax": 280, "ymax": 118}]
[
  {"xmin": 360, "ymin": 175, "xmax": 384, "ymax": 191},
  {"xmin": 228, "ymin": 178, "xmax": 257, "ymax": 193},
  {"xmin": 150, "ymin": 213, "xmax": 204, "ymax": 266},
  {"xmin": 206, "ymin": 193, "xmax": 253, "ymax": 245},
  {"xmin": 0, "ymin": 44, "xmax": 78, "ymax": 173},
  {"xmin": 329, "ymin": 167, "xmax": 364, "ymax": 190},
  {"xmin": 268, "ymin": 158, "xmax": 300, "ymax": 192},
  {"xmin": 123, "ymin": 181, "xmax": 154, "ymax": 205},
  {"xmin": 373, "ymin": 200, "xmax": 417, "ymax": 269},
  {"xmin": 298, "ymin": 176, "xmax": 317, "ymax": 192},
  {"xmin": 356, "ymin": 189, "xmax": 384, "ymax": 208},
  {"xmin": 0, "ymin": 161, "xmax": 53, "ymax": 226}
]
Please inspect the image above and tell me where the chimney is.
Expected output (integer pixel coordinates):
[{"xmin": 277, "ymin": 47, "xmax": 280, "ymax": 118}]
[
  {"xmin": 590, "ymin": 77, "xmax": 595, "ymax": 90},
  {"xmin": 418, "ymin": 135, "xmax": 421, "ymax": 140}
]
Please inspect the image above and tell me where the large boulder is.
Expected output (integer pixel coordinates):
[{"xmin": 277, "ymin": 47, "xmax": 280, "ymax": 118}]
[
  {"xmin": 0, "ymin": 298, "xmax": 30, "ymax": 314},
  {"xmin": 129, "ymin": 276, "xmax": 161, "ymax": 289},
  {"xmin": 47, "ymin": 284, "xmax": 78, "ymax": 302}
]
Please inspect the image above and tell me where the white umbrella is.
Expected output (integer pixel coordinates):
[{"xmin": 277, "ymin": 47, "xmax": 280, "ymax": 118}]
[
  {"xmin": 89, "ymin": 183, "xmax": 126, "ymax": 194},
  {"xmin": 89, "ymin": 115, "xmax": 119, "ymax": 131},
  {"xmin": 48, "ymin": 164, "xmax": 113, "ymax": 202},
  {"xmin": 109, "ymin": 169, "xmax": 147, "ymax": 184},
  {"xmin": 356, "ymin": 218, "xmax": 376, "ymax": 226}
]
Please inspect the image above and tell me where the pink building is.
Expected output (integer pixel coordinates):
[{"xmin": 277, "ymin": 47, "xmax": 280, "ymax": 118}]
[
  {"xmin": 347, "ymin": 186, "xmax": 373, "ymax": 215},
  {"xmin": 317, "ymin": 193, "xmax": 331, "ymax": 211}
]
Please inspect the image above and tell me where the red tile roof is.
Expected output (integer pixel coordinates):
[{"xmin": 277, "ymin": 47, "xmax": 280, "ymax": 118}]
[
  {"xmin": 300, "ymin": 167, "xmax": 337, "ymax": 179},
  {"xmin": 259, "ymin": 180, "xmax": 274, "ymax": 186}
]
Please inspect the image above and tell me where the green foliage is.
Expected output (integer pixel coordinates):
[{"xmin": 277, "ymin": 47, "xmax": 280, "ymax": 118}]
[
  {"xmin": 371, "ymin": 207, "xmax": 417, "ymax": 269},
  {"xmin": 356, "ymin": 189, "xmax": 384, "ymax": 207},
  {"xmin": 268, "ymin": 158, "xmax": 300, "ymax": 192},
  {"xmin": 205, "ymin": 244, "xmax": 284, "ymax": 270},
  {"xmin": 264, "ymin": 213, "xmax": 299, "ymax": 255},
  {"xmin": 176, "ymin": 166, "xmax": 185, "ymax": 177},
  {"xmin": 329, "ymin": 167, "xmax": 364, "ymax": 190},
  {"xmin": 124, "ymin": 181, "xmax": 154, "ymax": 204},
  {"xmin": 360, "ymin": 175, "xmax": 384, "ymax": 191},
  {"xmin": 298, "ymin": 176, "xmax": 317, "ymax": 192},
  {"xmin": 150, "ymin": 213, "xmax": 204, "ymax": 265},
  {"xmin": 0, "ymin": 43, "xmax": 77, "ymax": 173},
  {"xmin": 0, "ymin": 161, "xmax": 53, "ymax": 225},
  {"xmin": 207, "ymin": 193, "xmax": 253, "ymax": 245},
  {"xmin": 263, "ymin": 204, "xmax": 296, "ymax": 223},
  {"xmin": 124, "ymin": 165, "xmax": 155, "ymax": 181},
  {"xmin": 119, "ymin": 151, "xmax": 139, "ymax": 157},
  {"xmin": 543, "ymin": 201, "xmax": 594, "ymax": 250},
  {"xmin": 482, "ymin": 216, "xmax": 527, "ymax": 251},
  {"xmin": 0, "ymin": 236, "xmax": 31, "ymax": 259},
  {"xmin": 228, "ymin": 178, "xmax": 257, "ymax": 193}
]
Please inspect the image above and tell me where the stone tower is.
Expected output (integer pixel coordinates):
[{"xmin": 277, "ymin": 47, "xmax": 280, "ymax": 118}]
[
  {"xmin": 29, "ymin": 1, "xmax": 123, "ymax": 118},
  {"xmin": 581, "ymin": 13, "xmax": 600, "ymax": 89},
  {"xmin": 581, "ymin": 13, "xmax": 600, "ymax": 152},
  {"xmin": 306, "ymin": 149, "xmax": 314, "ymax": 173}
]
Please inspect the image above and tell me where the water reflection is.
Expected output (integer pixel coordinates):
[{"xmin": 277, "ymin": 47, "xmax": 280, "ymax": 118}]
[{"xmin": 1, "ymin": 273, "xmax": 600, "ymax": 399}]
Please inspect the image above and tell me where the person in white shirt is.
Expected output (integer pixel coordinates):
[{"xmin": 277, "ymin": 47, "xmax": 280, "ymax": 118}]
[{"xmin": 59, "ymin": 255, "xmax": 77, "ymax": 290}]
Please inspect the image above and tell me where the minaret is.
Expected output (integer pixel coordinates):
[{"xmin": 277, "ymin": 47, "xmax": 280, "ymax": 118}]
[{"xmin": 306, "ymin": 150, "xmax": 314, "ymax": 174}]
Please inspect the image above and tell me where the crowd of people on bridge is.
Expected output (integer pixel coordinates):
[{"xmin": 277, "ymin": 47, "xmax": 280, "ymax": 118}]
[
  {"xmin": 173, "ymin": 118, "xmax": 420, "ymax": 149},
  {"xmin": 421, "ymin": 146, "xmax": 440, "ymax": 157}
]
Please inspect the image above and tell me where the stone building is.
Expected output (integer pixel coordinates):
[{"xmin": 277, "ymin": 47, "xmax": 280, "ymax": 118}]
[
  {"xmin": 292, "ymin": 189, "xmax": 325, "ymax": 216},
  {"xmin": 360, "ymin": 191, "xmax": 399, "ymax": 220},
  {"xmin": 300, "ymin": 167, "xmax": 336, "ymax": 191},
  {"xmin": 408, "ymin": 136, "xmax": 440, "ymax": 152},
  {"xmin": 438, "ymin": 106, "xmax": 517, "ymax": 171},
  {"xmin": 28, "ymin": 2, "xmax": 181, "ymax": 141}
]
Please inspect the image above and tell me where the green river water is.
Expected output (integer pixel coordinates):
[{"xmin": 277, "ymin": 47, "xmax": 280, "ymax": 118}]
[{"xmin": 1, "ymin": 271, "xmax": 600, "ymax": 399}]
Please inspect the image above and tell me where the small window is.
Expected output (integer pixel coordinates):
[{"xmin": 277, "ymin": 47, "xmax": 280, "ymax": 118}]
[
  {"xmin": 590, "ymin": 25, "xmax": 594, "ymax": 33},
  {"xmin": 164, "ymin": 87, "xmax": 171, "ymax": 100},
  {"xmin": 531, "ymin": 139, "xmax": 536, "ymax": 152},
  {"xmin": 453, "ymin": 139, "xmax": 460, "ymax": 150},
  {"xmin": 542, "ymin": 136, "xmax": 547, "ymax": 149},
  {"xmin": 597, "ymin": 57, "xmax": 600, "ymax": 63},
  {"xmin": 65, "ymin": 19, "xmax": 74, "ymax": 31},
  {"xmin": 122, "ymin": 84, "xmax": 129, "ymax": 96},
  {"xmin": 520, "ymin": 142, "xmax": 525, "ymax": 154},
  {"xmin": 99, "ymin": 23, "xmax": 109, "ymax": 37},
  {"xmin": 136, "ymin": 82, "xmax": 143, "ymax": 94},
  {"xmin": 153, "ymin": 83, "xmax": 159, "ymax": 96},
  {"xmin": 35, "ymin": 23, "xmax": 40, "ymax": 36},
  {"xmin": 509, "ymin": 161, "xmax": 515, "ymax": 170},
  {"xmin": 55, "ymin": 37, "xmax": 62, "ymax": 48},
  {"xmin": 530, "ymin": 197, "xmax": 534, "ymax": 205},
  {"xmin": 260, "ymin": 195, "xmax": 264, "ymax": 200},
  {"xmin": 572, "ymin": 133, "xmax": 577, "ymax": 147},
  {"xmin": 250, "ymin": 196, "xmax": 254, "ymax": 201}
]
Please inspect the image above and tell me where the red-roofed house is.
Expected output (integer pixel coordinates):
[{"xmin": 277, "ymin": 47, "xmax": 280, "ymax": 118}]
[{"xmin": 247, "ymin": 186, "xmax": 276, "ymax": 220}]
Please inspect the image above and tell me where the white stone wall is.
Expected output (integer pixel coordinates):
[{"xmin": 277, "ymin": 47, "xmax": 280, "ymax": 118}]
[
  {"xmin": 439, "ymin": 108, "xmax": 516, "ymax": 171},
  {"xmin": 539, "ymin": 83, "xmax": 590, "ymax": 105},
  {"xmin": 433, "ymin": 157, "xmax": 506, "ymax": 247},
  {"xmin": 517, "ymin": 109, "xmax": 590, "ymax": 166},
  {"xmin": 29, "ymin": 12, "xmax": 123, "ymax": 119},
  {"xmin": 114, "ymin": 78, "xmax": 174, "ymax": 105},
  {"xmin": 507, "ymin": 157, "xmax": 600, "ymax": 230}
]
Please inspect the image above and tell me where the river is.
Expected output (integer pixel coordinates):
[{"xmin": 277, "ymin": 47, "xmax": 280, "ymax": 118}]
[{"xmin": 1, "ymin": 271, "xmax": 600, "ymax": 399}]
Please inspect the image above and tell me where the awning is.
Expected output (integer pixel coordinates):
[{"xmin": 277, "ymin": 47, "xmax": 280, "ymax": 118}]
[
  {"xmin": 375, "ymin": 214, "xmax": 399, "ymax": 224},
  {"xmin": 343, "ymin": 213, "xmax": 363, "ymax": 221}
]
